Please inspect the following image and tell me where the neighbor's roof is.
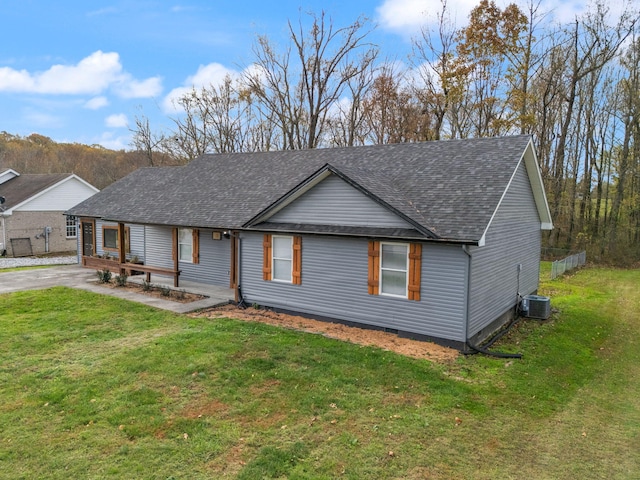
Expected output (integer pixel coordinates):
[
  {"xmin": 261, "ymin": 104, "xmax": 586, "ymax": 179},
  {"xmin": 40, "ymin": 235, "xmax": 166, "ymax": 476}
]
[
  {"xmin": 66, "ymin": 135, "xmax": 549, "ymax": 243},
  {"xmin": 0, "ymin": 173, "xmax": 71, "ymax": 210}
]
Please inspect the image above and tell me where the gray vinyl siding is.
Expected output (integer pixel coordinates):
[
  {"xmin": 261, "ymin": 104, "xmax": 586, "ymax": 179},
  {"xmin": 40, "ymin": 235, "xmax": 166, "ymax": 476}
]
[
  {"xmin": 269, "ymin": 174, "xmax": 413, "ymax": 228},
  {"xmin": 144, "ymin": 226, "xmax": 231, "ymax": 286},
  {"xmin": 95, "ymin": 220, "xmax": 144, "ymax": 261},
  {"xmin": 467, "ymin": 160, "xmax": 542, "ymax": 337},
  {"xmin": 144, "ymin": 225, "xmax": 173, "ymax": 269},
  {"xmin": 240, "ymin": 232, "xmax": 468, "ymax": 342},
  {"xmin": 128, "ymin": 224, "xmax": 145, "ymax": 261},
  {"xmin": 180, "ymin": 230, "xmax": 231, "ymax": 287}
]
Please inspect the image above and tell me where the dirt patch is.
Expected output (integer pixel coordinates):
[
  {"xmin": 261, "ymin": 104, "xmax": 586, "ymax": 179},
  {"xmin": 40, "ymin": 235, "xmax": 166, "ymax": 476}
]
[{"xmin": 193, "ymin": 304, "xmax": 459, "ymax": 364}]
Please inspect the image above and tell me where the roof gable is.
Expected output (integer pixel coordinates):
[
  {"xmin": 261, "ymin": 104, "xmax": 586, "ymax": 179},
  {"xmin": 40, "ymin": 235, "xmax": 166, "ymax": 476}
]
[
  {"xmin": 478, "ymin": 138, "xmax": 552, "ymax": 246},
  {"xmin": 249, "ymin": 168, "xmax": 417, "ymax": 231},
  {"xmin": 0, "ymin": 173, "xmax": 99, "ymax": 214}
]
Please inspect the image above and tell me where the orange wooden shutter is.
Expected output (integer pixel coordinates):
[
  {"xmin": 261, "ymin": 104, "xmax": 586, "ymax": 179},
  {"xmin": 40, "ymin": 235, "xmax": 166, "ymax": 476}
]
[
  {"xmin": 192, "ymin": 229, "xmax": 200, "ymax": 264},
  {"xmin": 292, "ymin": 236, "xmax": 302, "ymax": 285},
  {"xmin": 368, "ymin": 240, "xmax": 380, "ymax": 295},
  {"xmin": 408, "ymin": 243, "xmax": 422, "ymax": 301},
  {"xmin": 263, "ymin": 234, "xmax": 272, "ymax": 281}
]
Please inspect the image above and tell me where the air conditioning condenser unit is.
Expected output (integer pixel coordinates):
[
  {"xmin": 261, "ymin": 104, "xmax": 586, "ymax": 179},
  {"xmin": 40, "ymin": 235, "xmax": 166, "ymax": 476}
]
[{"xmin": 522, "ymin": 295, "xmax": 551, "ymax": 320}]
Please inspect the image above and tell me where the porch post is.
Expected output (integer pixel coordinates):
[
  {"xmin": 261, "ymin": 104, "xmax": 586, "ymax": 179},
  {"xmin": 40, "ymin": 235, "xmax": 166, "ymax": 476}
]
[
  {"xmin": 172, "ymin": 227, "xmax": 179, "ymax": 287},
  {"xmin": 118, "ymin": 222, "xmax": 126, "ymax": 276}
]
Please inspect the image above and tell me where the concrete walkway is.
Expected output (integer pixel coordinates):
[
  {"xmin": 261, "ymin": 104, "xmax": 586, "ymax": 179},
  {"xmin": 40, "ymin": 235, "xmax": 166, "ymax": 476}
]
[{"xmin": 0, "ymin": 264, "xmax": 234, "ymax": 314}]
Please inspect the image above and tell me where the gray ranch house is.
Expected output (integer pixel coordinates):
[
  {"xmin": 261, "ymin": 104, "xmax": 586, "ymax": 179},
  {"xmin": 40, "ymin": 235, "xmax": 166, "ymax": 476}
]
[{"xmin": 66, "ymin": 135, "xmax": 552, "ymax": 350}]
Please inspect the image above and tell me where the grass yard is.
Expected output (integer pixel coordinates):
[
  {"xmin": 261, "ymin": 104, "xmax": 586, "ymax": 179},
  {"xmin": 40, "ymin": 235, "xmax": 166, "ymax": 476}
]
[{"xmin": 0, "ymin": 267, "xmax": 639, "ymax": 479}]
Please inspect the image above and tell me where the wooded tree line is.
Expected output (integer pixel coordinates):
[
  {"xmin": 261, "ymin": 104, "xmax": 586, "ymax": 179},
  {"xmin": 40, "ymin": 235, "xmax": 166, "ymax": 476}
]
[
  {"xmin": 0, "ymin": 132, "xmax": 177, "ymax": 189},
  {"xmin": 133, "ymin": 1, "xmax": 640, "ymax": 263}
]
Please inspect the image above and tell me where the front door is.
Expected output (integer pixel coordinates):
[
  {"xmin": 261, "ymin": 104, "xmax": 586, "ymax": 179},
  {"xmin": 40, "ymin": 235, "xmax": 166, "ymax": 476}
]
[{"xmin": 82, "ymin": 221, "xmax": 94, "ymax": 256}]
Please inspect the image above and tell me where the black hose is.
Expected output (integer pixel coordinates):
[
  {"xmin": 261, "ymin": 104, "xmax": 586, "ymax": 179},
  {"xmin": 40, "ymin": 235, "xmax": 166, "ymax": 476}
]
[
  {"xmin": 467, "ymin": 342, "xmax": 523, "ymax": 359},
  {"xmin": 236, "ymin": 285, "xmax": 248, "ymax": 309},
  {"xmin": 465, "ymin": 315, "xmax": 523, "ymax": 359}
]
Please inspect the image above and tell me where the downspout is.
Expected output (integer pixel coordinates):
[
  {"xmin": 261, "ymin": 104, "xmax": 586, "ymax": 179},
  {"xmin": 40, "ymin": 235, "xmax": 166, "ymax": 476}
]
[
  {"xmin": 236, "ymin": 231, "xmax": 246, "ymax": 308},
  {"xmin": 0, "ymin": 196, "xmax": 5, "ymax": 256},
  {"xmin": 44, "ymin": 226, "xmax": 52, "ymax": 253},
  {"xmin": 1, "ymin": 215, "xmax": 6, "ymax": 256},
  {"xmin": 462, "ymin": 245, "xmax": 472, "ymax": 352}
]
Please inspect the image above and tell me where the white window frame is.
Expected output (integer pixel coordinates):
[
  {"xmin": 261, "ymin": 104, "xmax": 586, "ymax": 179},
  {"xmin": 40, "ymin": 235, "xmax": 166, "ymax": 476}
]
[
  {"xmin": 66, "ymin": 217, "xmax": 77, "ymax": 239},
  {"xmin": 272, "ymin": 235, "xmax": 293, "ymax": 283},
  {"xmin": 379, "ymin": 242, "xmax": 409, "ymax": 298},
  {"xmin": 178, "ymin": 228, "xmax": 193, "ymax": 263}
]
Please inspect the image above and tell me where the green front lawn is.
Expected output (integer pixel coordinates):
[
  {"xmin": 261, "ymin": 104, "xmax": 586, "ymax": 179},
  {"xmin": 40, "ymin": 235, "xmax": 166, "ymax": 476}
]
[{"xmin": 0, "ymin": 266, "xmax": 638, "ymax": 479}]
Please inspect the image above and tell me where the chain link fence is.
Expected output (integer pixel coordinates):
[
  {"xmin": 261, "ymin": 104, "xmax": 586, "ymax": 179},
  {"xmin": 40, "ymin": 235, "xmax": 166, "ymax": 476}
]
[{"xmin": 551, "ymin": 251, "xmax": 586, "ymax": 280}]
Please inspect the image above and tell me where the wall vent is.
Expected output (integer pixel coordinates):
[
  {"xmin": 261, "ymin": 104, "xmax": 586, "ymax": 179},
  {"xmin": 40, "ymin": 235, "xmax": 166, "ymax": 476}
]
[{"xmin": 522, "ymin": 295, "xmax": 550, "ymax": 320}]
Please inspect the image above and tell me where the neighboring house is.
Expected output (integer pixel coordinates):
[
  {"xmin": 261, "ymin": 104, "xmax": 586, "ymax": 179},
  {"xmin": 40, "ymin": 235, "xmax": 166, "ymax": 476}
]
[
  {"xmin": 0, "ymin": 169, "xmax": 99, "ymax": 257},
  {"xmin": 66, "ymin": 135, "xmax": 553, "ymax": 350}
]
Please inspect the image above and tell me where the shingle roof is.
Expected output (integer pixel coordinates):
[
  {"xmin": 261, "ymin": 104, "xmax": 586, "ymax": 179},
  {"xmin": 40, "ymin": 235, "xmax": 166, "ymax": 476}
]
[
  {"xmin": 66, "ymin": 135, "xmax": 535, "ymax": 243},
  {"xmin": 0, "ymin": 173, "xmax": 71, "ymax": 209}
]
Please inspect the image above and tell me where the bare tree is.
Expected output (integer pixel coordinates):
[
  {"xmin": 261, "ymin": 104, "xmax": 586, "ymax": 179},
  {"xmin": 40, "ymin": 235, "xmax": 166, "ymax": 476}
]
[
  {"xmin": 547, "ymin": 2, "xmax": 636, "ymax": 246},
  {"xmin": 411, "ymin": 0, "xmax": 467, "ymax": 139},
  {"xmin": 244, "ymin": 11, "xmax": 378, "ymax": 150},
  {"xmin": 130, "ymin": 113, "xmax": 169, "ymax": 166}
]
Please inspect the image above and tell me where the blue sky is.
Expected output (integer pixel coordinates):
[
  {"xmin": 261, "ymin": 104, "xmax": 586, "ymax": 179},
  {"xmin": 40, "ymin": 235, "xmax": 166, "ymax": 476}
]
[{"xmin": 0, "ymin": 0, "xmax": 590, "ymax": 150}]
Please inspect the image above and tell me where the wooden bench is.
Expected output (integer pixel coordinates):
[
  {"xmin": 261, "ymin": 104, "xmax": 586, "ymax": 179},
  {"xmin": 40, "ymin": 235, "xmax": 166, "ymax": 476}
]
[{"xmin": 120, "ymin": 263, "xmax": 181, "ymax": 287}]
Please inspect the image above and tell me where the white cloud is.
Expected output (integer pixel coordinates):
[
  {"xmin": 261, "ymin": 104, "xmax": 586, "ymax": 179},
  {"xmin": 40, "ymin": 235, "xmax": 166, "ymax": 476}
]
[
  {"xmin": 105, "ymin": 113, "xmax": 128, "ymax": 128},
  {"xmin": 376, "ymin": 0, "xmax": 478, "ymax": 34},
  {"xmin": 162, "ymin": 62, "xmax": 240, "ymax": 113},
  {"xmin": 376, "ymin": 0, "xmax": 590, "ymax": 34},
  {"xmin": 114, "ymin": 75, "xmax": 163, "ymax": 98},
  {"xmin": 0, "ymin": 50, "xmax": 162, "ymax": 99},
  {"xmin": 85, "ymin": 96, "xmax": 109, "ymax": 109},
  {"xmin": 95, "ymin": 131, "xmax": 131, "ymax": 150}
]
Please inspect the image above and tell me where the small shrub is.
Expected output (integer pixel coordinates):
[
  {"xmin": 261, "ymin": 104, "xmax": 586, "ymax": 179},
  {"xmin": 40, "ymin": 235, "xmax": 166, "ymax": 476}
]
[
  {"xmin": 252, "ymin": 302, "xmax": 260, "ymax": 310},
  {"xmin": 142, "ymin": 281, "xmax": 153, "ymax": 292},
  {"xmin": 159, "ymin": 286, "xmax": 171, "ymax": 297},
  {"xmin": 115, "ymin": 273, "xmax": 128, "ymax": 287},
  {"xmin": 96, "ymin": 269, "xmax": 112, "ymax": 284}
]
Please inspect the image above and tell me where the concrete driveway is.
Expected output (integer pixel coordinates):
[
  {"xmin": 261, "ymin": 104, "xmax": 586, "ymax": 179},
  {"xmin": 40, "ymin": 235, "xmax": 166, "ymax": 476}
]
[{"xmin": 0, "ymin": 264, "xmax": 234, "ymax": 314}]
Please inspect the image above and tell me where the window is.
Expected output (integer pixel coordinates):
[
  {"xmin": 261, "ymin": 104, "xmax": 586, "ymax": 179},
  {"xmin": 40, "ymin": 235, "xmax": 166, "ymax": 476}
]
[
  {"xmin": 380, "ymin": 242, "xmax": 408, "ymax": 297},
  {"xmin": 66, "ymin": 216, "xmax": 77, "ymax": 238},
  {"xmin": 272, "ymin": 235, "xmax": 293, "ymax": 282},
  {"xmin": 178, "ymin": 228, "xmax": 193, "ymax": 262},
  {"xmin": 102, "ymin": 225, "xmax": 130, "ymax": 253},
  {"xmin": 103, "ymin": 227, "xmax": 118, "ymax": 249},
  {"xmin": 368, "ymin": 241, "xmax": 421, "ymax": 301},
  {"xmin": 263, "ymin": 234, "xmax": 302, "ymax": 284}
]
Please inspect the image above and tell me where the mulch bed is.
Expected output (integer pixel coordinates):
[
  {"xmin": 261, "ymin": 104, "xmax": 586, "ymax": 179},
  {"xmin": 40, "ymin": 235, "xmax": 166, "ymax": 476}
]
[
  {"xmin": 100, "ymin": 280, "xmax": 207, "ymax": 303},
  {"xmin": 192, "ymin": 304, "xmax": 459, "ymax": 363}
]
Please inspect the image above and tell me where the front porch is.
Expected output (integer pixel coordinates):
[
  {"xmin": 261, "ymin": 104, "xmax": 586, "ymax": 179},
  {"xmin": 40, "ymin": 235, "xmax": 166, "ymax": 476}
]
[
  {"xmin": 80, "ymin": 258, "xmax": 233, "ymax": 313},
  {"xmin": 81, "ymin": 255, "xmax": 182, "ymax": 287}
]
